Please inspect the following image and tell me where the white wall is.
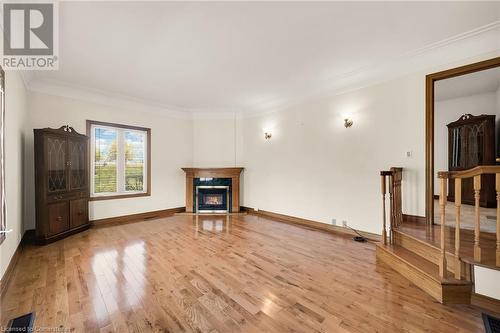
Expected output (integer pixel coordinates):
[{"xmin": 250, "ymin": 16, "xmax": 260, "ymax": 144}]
[
  {"xmin": 0, "ymin": 71, "xmax": 28, "ymax": 279},
  {"xmin": 192, "ymin": 118, "xmax": 237, "ymax": 167},
  {"xmin": 25, "ymin": 92, "xmax": 193, "ymax": 227},
  {"xmin": 434, "ymin": 92, "xmax": 498, "ymax": 194},
  {"xmin": 475, "ymin": 266, "xmax": 500, "ymax": 299},
  {"xmin": 236, "ymin": 73, "xmax": 426, "ymax": 234}
]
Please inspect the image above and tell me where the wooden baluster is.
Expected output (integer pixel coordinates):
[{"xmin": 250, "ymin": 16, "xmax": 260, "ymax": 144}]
[
  {"xmin": 496, "ymin": 174, "xmax": 500, "ymax": 267},
  {"xmin": 381, "ymin": 173, "xmax": 387, "ymax": 245},
  {"xmin": 395, "ymin": 179, "xmax": 400, "ymax": 227},
  {"xmin": 400, "ymin": 175, "xmax": 403, "ymax": 226},
  {"xmin": 474, "ymin": 175, "xmax": 482, "ymax": 262},
  {"xmin": 388, "ymin": 173, "xmax": 394, "ymax": 244},
  {"xmin": 398, "ymin": 170, "xmax": 403, "ymax": 227},
  {"xmin": 393, "ymin": 168, "xmax": 402, "ymax": 228},
  {"xmin": 454, "ymin": 178, "xmax": 462, "ymax": 279},
  {"xmin": 439, "ymin": 176, "xmax": 447, "ymax": 278}
]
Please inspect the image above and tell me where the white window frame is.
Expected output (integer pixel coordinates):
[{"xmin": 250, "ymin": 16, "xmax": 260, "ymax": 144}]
[{"xmin": 88, "ymin": 121, "xmax": 150, "ymax": 199}]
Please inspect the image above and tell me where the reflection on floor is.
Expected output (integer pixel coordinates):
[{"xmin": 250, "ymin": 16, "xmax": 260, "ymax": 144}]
[
  {"xmin": 433, "ymin": 199, "xmax": 497, "ymax": 233},
  {"xmin": 0, "ymin": 214, "xmax": 487, "ymax": 332}
]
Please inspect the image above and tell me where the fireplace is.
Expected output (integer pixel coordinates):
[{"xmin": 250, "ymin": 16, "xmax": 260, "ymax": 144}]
[
  {"xmin": 182, "ymin": 168, "xmax": 243, "ymax": 213},
  {"xmin": 196, "ymin": 186, "xmax": 230, "ymax": 213}
]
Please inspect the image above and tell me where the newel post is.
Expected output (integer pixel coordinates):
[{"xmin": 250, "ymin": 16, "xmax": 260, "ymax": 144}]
[
  {"xmin": 438, "ymin": 172, "xmax": 448, "ymax": 278},
  {"xmin": 496, "ymin": 174, "xmax": 500, "ymax": 267},
  {"xmin": 474, "ymin": 175, "xmax": 482, "ymax": 262},
  {"xmin": 454, "ymin": 178, "xmax": 462, "ymax": 279},
  {"xmin": 380, "ymin": 172, "xmax": 388, "ymax": 245},
  {"xmin": 388, "ymin": 172, "xmax": 394, "ymax": 244}
]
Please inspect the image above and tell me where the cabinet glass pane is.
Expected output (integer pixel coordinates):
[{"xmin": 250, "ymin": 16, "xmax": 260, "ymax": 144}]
[
  {"xmin": 47, "ymin": 136, "xmax": 67, "ymax": 192},
  {"xmin": 69, "ymin": 139, "xmax": 86, "ymax": 189},
  {"xmin": 467, "ymin": 124, "xmax": 485, "ymax": 167},
  {"xmin": 124, "ymin": 131, "xmax": 145, "ymax": 192}
]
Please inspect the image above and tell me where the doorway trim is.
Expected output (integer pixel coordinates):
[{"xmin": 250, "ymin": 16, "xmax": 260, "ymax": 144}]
[{"xmin": 425, "ymin": 57, "xmax": 500, "ymax": 224}]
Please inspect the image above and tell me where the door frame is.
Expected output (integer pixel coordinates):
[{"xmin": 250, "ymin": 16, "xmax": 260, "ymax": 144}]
[{"xmin": 425, "ymin": 57, "xmax": 500, "ymax": 224}]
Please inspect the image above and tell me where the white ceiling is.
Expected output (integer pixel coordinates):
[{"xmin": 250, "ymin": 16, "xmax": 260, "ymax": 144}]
[
  {"xmin": 27, "ymin": 1, "xmax": 500, "ymax": 115},
  {"xmin": 435, "ymin": 66, "xmax": 500, "ymax": 101}
]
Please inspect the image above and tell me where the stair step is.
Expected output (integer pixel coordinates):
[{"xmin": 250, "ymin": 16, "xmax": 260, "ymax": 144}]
[
  {"xmin": 393, "ymin": 230, "xmax": 470, "ymax": 279},
  {"xmin": 376, "ymin": 243, "xmax": 472, "ymax": 304}
]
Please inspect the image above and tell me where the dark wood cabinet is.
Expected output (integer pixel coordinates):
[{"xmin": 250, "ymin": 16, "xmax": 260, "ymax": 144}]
[
  {"xmin": 34, "ymin": 126, "xmax": 90, "ymax": 243},
  {"xmin": 447, "ymin": 114, "xmax": 496, "ymax": 207}
]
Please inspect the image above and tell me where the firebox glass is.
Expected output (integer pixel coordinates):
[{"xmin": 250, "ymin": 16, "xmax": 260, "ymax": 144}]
[{"xmin": 204, "ymin": 194, "xmax": 223, "ymax": 205}]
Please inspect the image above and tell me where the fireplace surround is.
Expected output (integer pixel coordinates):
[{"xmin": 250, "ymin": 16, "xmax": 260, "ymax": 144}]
[{"xmin": 182, "ymin": 168, "xmax": 243, "ymax": 213}]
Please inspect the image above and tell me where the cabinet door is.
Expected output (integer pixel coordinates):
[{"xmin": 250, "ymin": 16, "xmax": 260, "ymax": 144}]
[
  {"xmin": 70, "ymin": 199, "xmax": 88, "ymax": 229},
  {"xmin": 68, "ymin": 138, "xmax": 87, "ymax": 190},
  {"xmin": 45, "ymin": 135, "xmax": 68, "ymax": 193},
  {"xmin": 48, "ymin": 202, "xmax": 69, "ymax": 236}
]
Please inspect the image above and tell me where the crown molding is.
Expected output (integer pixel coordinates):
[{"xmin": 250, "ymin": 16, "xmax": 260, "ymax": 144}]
[
  {"xmin": 27, "ymin": 78, "xmax": 245, "ymax": 120},
  {"xmin": 26, "ymin": 21, "xmax": 500, "ymax": 120},
  {"xmin": 241, "ymin": 21, "xmax": 500, "ymax": 118}
]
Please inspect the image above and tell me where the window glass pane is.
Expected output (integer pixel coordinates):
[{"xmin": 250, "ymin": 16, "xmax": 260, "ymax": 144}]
[
  {"xmin": 94, "ymin": 127, "xmax": 117, "ymax": 193},
  {"xmin": 124, "ymin": 131, "xmax": 145, "ymax": 192}
]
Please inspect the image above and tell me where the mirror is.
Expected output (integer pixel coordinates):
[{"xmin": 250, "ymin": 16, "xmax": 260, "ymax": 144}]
[{"xmin": 431, "ymin": 64, "xmax": 500, "ymax": 230}]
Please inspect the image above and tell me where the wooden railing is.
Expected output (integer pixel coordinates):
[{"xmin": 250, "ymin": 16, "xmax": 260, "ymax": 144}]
[
  {"xmin": 380, "ymin": 167, "xmax": 403, "ymax": 245},
  {"xmin": 438, "ymin": 165, "xmax": 500, "ymax": 279}
]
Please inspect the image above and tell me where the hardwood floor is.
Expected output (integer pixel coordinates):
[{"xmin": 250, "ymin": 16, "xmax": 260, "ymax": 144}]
[{"xmin": 0, "ymin": 214, "xmax": 487, "ymax": 332}]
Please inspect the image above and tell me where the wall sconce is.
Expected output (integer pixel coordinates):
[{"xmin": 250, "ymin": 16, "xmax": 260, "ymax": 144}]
[
  {"xmin": 344, "ymin": 118, "xmax": 353, "ymax": 128},
  {"xmin": 264, "ymin": 132, "xmax": 272, "ymax": 140}
]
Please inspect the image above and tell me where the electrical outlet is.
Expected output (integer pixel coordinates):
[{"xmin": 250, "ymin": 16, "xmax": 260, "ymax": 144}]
[
  {"xmin": 331, "ymin": 218, "xmax": 336, "ymax": 225},
  {"xmin": 406, "ymin": 151, "xmax": 412, "ymax": 158},
  {"xmin": 342, "ymin": 220, "xmax": 348, "ymax": 227}
]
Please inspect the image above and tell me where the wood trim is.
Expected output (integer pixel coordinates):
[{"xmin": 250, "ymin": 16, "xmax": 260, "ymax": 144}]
[
  {"xmin": 402, "ymin": 214, "xmax": 426, "ymax": 224},
  {"xmin": 241, "ymin": 206, "xmax": 381, "ymax": 242},
  {"xmin": 442, "ymin": 165, "xmax": 500, "ymax": 180},
  {"xmin": 86, "ymin": 120, "xmax": 151, "ymax": 132},
  {"xmin": 89, "ymin": 192, "xmax": 150, "ymax": 201},
  {"xmin": 86, "ymin": 120, "xmax": 152, "ymax": 201},
  {"xmin": 181, "ymin": 167, "xmax": 244, "ymax": 178},
  {"xmin": 0, "ymin": 230, "xmax": 35, "ymax": 297},
  {"xmin": 425, "ymin": 57, "xmax": 500, "ymax": 225},
  {"xmin": 471, "ymin": 293, "xmax": 500, "ymax": 315},
  {"xmin": 90, "ymin": 207, "xmax": 185, "ymax": 227}
]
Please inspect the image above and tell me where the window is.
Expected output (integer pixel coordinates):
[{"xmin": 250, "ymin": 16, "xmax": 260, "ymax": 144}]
[{"xmin": 87, "ymin": 120, "xmax": 150, "ymax": 200}]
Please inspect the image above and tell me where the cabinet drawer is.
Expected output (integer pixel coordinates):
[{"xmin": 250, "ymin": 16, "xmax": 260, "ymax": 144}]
[
  {"xmin": 48, "ymin": 202, "xmax": 69, "ymax": 236},
  {"xmin": 70, "ymin": 199, "xmax": 88, "ymax": 229}
]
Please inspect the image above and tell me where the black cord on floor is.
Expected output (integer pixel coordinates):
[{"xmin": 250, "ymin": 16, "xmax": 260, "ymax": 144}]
[{"xmin": 346, "ymin": 225, "xmax": 367, "ymax": 242}]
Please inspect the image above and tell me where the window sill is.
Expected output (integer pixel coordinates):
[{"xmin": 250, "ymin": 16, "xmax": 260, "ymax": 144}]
[{"xmin": 89, "ymin": 192, "xmax": 150, "ymax": 201}]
